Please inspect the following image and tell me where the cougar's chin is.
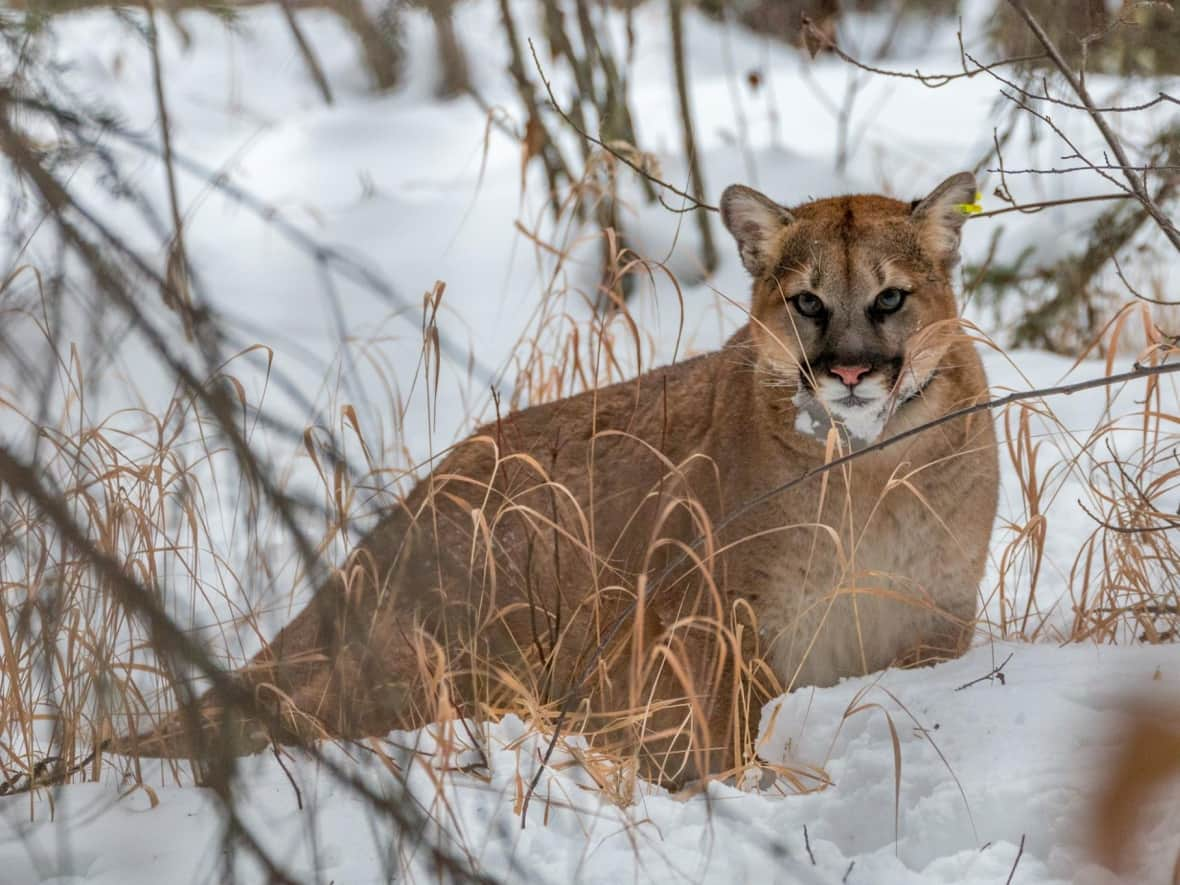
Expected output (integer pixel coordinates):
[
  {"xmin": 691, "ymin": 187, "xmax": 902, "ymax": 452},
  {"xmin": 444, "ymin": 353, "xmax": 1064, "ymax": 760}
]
[{"xmin": 792, "ymin": 375, "xmax": 892, "ymax": 447}]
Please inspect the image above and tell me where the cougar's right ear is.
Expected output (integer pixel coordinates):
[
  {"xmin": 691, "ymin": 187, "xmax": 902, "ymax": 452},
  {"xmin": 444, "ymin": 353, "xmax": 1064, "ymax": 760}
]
[
  {"xmin": 720, "ymin": 185, "xmax": 795, "ymax": 277},
  {"xmin": 910, "ymin": 171, "xmax": 977, "ymax": 264}
]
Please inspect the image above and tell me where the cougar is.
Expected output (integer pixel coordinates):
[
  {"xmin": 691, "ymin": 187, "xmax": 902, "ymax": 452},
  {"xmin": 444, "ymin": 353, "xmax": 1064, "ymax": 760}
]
[{"xmin": 120, "ymin": 172, "xmax": 999, "ymax": 787}]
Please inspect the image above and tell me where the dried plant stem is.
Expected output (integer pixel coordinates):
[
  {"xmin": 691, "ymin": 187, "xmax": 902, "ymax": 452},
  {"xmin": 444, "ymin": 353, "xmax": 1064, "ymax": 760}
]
[
  {"xmin": 278, "ymin": 0, "xmax": 335, "ymax": 105},
  {"xmin": 0, "ymin": 437, "xmax": 499, "ymax": 880},
  {"xmin": 529, "ymin": 38, "xmax": 717, "ymax": 215},
  {"xmin": 668, "ymin": 0, "xmax": 717, "ymax": 273},
  {"xmin": 146, "ymin": 5, "xmax": 194, "ymax": 337}
]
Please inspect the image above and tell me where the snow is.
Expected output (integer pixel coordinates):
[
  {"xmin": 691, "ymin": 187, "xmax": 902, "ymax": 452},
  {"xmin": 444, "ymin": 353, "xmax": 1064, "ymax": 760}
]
[
  {"xmin": 4, "ymin": 644, "xmax": 1177, "ymax": 884},
  {"xmin": 1, "ymin": 1, "xmax": 1178, "ymax": 883}
]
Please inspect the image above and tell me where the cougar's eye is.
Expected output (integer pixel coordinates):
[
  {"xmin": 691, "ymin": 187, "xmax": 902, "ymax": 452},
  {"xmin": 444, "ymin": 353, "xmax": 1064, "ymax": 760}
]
[
  {"xmin": 874, "ymin": 288, "xmax": 908, "ymax": 314},
  {"xmin": 793, "ymin": 291, "xmax": 825, "ymax": 318}
]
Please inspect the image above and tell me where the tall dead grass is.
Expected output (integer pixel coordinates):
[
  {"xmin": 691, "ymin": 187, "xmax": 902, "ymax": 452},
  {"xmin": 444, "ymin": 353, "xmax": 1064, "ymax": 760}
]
[
  {"xmin": 986, "ymin": 302, "xmax": 1180, "ymax": 646},
  {"xmin": 3, "ymin": 144, "xmax": 1178, "ymax": 780},
  {"xmin": 4, "ymin": 169, "xmax": 1176, "ymax": 814}
]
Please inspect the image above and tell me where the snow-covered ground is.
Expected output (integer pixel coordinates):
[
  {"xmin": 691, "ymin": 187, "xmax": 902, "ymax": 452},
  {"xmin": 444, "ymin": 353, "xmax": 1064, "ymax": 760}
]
[
  {"xmin": 3, "ymin": 644, "xmax": 1177, "ymax": 884},
  {"xmin": 0, "ymin": 2, "xmax": 1178, "ymax": 883}
]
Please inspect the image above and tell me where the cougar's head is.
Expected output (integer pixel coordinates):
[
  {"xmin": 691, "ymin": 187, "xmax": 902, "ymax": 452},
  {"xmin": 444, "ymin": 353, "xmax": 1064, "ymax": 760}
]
[{"xmin": 720, "ymin": 172, "xmax": 977, "ymax": 446}]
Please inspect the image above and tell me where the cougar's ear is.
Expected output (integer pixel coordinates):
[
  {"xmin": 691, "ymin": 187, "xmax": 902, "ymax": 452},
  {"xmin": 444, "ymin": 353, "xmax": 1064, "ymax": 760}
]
[
  {"xmin": 910, "ymin": 171, "xmax": 977, "ymax": 264},
  {"xmin": 720, "ymin": 184, "xmax": 795, "ymax": 277}
]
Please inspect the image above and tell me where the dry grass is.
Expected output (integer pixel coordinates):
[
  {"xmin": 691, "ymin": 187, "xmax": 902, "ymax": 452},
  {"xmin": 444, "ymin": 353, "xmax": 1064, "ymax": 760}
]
[
  {"xmin": 985, "ymin": 302, "xmax": 1180, "ymax": 646},
  {"xmin": 0, "ymin": 155, "xmax": 1175, "ymax": 802},
  {"xmin": 3, "ymin": 172, "xmax": 1176, "ymax": 818}
]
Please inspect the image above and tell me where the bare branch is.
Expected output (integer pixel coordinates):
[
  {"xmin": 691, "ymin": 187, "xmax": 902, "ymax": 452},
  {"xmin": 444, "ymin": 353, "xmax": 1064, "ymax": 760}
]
[
  {"xmin": 669, "ymin": 0, "xmax": 717, "ymax": 272},
  {"xmin": 962, "ymin": 47, "xmax": 1177, "ymax": 114},
  {"xmin": 987, "ymin": 164, "xmax": 1180, "ymax": 175},
  {"xmin": 527, "ymin": 37, "xmax": 720, "ymax": 214},
  {"xmin": 799, "ymin": 13, "xmax": 1046, "ymax": 89},
  {"xmin": 278, "ymin": 0, "xmax": 335, "ymax": 105},
  {"xmin": 1112, "ymin": 254, "xmax": 1180, "ymax": 306},
  {"xmin": 146, "ymin": 5, "xmax": 195, "ymax": 338},
  {"xmin": 1006, "ymin": 0, "xmax": 1180, "ymax": 252},
  {"xmin": 954, "ymin": 653, "xmax": 1014, "ymax": 691},
  {"xmin": 968, "ymin": 192, "xmax": 1133, "ymax": 219},
  {"xmin": 6, "ymin": 90, "xmax": 499, "ymax": 386}
]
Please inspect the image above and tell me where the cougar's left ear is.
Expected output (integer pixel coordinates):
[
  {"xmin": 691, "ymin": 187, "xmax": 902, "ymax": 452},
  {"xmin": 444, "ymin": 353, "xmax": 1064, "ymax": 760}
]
[
  {"xmin": 720, "ymin": 184, "xmax": 795, "ymax": 277},
  {"xmin": 911, "ymin": 171, "xmax": 977, "ymax": 264}
]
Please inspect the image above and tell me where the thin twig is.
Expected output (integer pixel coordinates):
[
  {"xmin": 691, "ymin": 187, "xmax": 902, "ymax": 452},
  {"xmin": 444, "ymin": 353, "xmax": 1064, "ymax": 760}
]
[
  {"xmin": 986, "ymin": 164, "xmax": 1180, "ymax": 176},
  {"xmin": 0, "ymin": 103, "xmax": 507, "ymax": 885},
  {"xmin": 272, "ymin": 742, "xmax": 304, "ymax": 811},
  {"xmin": 1006, "ymin": 0, "xmax": 1180, "ymax": 252},
  {"xmin": 1006, "ymin": 834, "xmax": 1026, "ymax": 885},
  {"xmin": 0, "ymin": 749, "xmax": 95, "ymax": 796},
  {"xmin": 1078, "ymin": 499, "xmax": 1180, "ymax": 535},
  {"xmin": 0, "ymin": 440, "xmax": 500, "ymax": 883},
  {"xmin": 668, "ymin": 0, "xmax": 717, "ymax": 271},
  {"xmin": 1111, "ymin": 254, "xmax": 1180, "ymax": 307},
  {"xmin": 803, "ymin": 11, "xmax": 1175, "ymax": 113},
  {"xmin": 278, "ymin": 0, "xmax": 335, "ymax": 104},
  {"xmin": 966, "ymin": 49, "xmax": 1176, "ymax": 115},
  {"xmin": 969, "ymin": 193, "xmax": 1132, "ymax": 219},
  {"xmin": 800, "ymin": 13, "xmax": 1044, "ymax": 89},
  {"xmin": 526, "ymin": 50, "xmax": 1138, "ymax": 229},
  {"xmin": 146, "ymin": 4, "xmax": 196, "ymax": 338},
  {"xmin": 6, "ymin": 90, "xmax": 499, "ymax": 387},
  {"xmin": 664, "ymin": 360, "xmax": 1180, "ymax": 601},
  {"xmin": 954, "ymin": 653, "xmax": 1014, "ymax": 691},
  {"xmin": 499, "ymin": 0, "xmax": 572, "ymax": 219},
  {"xmin": 528, "ymin": 38, "xmax": 719, "ymax": 214}
]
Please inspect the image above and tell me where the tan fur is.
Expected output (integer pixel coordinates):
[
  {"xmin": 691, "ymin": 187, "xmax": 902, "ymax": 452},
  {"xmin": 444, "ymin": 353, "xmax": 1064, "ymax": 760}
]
[{"xmin": 122, "ymin": 175, "xmax": 999, "ymax": 787}]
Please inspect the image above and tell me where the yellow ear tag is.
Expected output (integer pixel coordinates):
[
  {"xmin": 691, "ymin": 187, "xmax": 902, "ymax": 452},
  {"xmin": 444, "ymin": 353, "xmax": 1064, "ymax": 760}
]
[{"xmin": 955, "ymin": 191, "xmax": 983, "ymax": 216}]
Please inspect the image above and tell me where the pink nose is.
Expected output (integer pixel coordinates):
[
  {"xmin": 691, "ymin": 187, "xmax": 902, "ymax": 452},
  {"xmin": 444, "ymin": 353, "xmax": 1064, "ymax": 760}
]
[{"xmin": 830, "ymin": 364, "xmax": 871, "ymax": 387}]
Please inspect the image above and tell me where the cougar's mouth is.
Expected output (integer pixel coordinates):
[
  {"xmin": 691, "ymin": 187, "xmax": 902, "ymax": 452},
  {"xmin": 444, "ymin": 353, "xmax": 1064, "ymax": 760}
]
[
  {"xmin": 833, "ymin": 392, "xmax": 872, "ymax": 408},
  {"xmin": 789, "ymin": 354, "xmax": 943, "ymax": 448},
  {"xmin": 793, "ymin": 385, "xmax": 890, "ymax": 447}
]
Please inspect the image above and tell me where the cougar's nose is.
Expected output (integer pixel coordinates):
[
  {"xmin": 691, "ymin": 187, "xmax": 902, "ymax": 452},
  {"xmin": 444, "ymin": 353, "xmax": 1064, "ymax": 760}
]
[{"xmin": 830, "ymin": 364, "xmax": 872, "ymax": 387}]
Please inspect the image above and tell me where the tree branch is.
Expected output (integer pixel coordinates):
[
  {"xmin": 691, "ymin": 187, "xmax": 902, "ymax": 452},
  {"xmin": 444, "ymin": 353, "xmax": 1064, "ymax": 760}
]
[
  {"xmin": 1006, "ymin": 0, "xmax": 1180, "ymax": 252},
  {"xmin": 528, "ymin": 38, "xmax": 719, "ymax": 214}
]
